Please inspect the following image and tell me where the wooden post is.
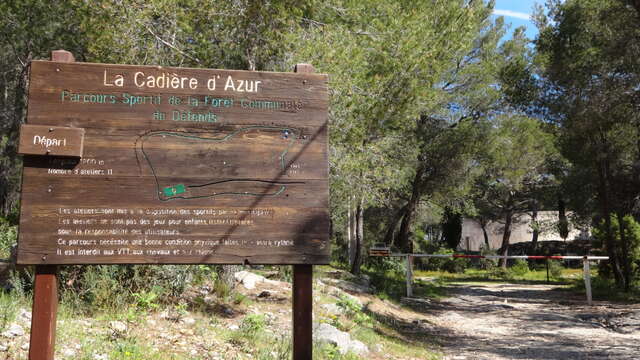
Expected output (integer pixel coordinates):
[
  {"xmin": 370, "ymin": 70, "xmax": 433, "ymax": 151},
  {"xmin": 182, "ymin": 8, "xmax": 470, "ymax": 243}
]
[
  {"xmin": 28, "ymin": 50, "xmax": 74, "ymax": 360},
  {"xmin": 292, "ymin": 63, "xmax": 315, "ymax": 360},
  {"xmin": 406, "ymin": 255, "xmax": 413, "ymax": 297},
  {"xmin": 583, "ymin": 256, "xmax": 592, "ymax": 305},
  {"xmin": 29, "ymin": 266, "xmax": 58, "ymax": 360},
  {"xmin": 293, "ymin": 265, "xmax": 313, "ymax": 359}
]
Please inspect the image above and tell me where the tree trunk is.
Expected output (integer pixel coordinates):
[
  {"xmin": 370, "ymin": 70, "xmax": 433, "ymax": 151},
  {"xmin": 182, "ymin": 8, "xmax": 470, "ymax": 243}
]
[
  {"xmin": 350, "ymin": 198, "xmax": 364, "ymax": 275},
  {"xmin": 597, "ymin": 160, "xmax": 625, "ymax": 287},
  {"xmin": 616, "ymin": 211, "xmax": 631, "ymax": 291},
  {"xmin": 220, "ymin": 265, "xmax": 241, "ymax": 290},
  {"xmin": 499, "ymin": 211, "xmax": 513, "ymax": 269},
  {"xmin": 347, "ymin": 197, "xmax": 353, "ymax": 267},
  {"xmin": 384, "ymin": 205, "xmax": 407, "ymax": 249},
  {"xmin": 531, "ymin": 204, "xmax": 539, "ymax": 250},
  {"xmin": 397, "ymin": 167, "xmax": 424, "ymax": 253},
  {"xmin": 480, "ymin": 222, "xmax": 490, "ymax": 250}
]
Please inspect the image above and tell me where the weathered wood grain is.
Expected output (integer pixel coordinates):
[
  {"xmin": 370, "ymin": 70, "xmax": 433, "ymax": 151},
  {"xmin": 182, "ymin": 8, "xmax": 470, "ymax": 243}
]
[
  {"xmin": 18, "ymin": 60, "xmax": 329, "ymax": 265},
  {"xmin": 18, "ymin": 125, "xmax": 84, "ymax": 157}
]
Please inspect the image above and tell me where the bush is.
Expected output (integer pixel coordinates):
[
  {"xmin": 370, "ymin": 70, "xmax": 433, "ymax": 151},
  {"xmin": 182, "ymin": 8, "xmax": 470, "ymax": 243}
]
[
  {"xmin": 489, "ymin": 267, "xmax": 512, "ymax": 280},
  {"xmin": 418, "ymin": 246, "xmax": 469, "ymax": 273},
  {"xmin": 509, "ymin": 259, "xmax": 530, "ymax": 277},
  {"xmin": 0, "ymin": 218, "xmax": 17, "ymax": 259},
  {"xmin": 476, "ymin": 247, "xmax": 498, "ymax": 270},
  {"xmin": 59, "ymin": 264, "xmax": 216, "ymax": 311},
  {"xmin": 593, "ymin": 214, "xmax": 640, "ymax": 287},
  {"xmin": 548, "ymin": 260, "xmax": 564, "ymax": 279}
]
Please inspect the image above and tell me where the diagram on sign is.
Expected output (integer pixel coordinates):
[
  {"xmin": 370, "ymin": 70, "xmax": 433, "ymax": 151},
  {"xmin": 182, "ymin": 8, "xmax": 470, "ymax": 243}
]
[{"xmin": 135, "ymin": 126, "xmax": 305, "ymax": 201}]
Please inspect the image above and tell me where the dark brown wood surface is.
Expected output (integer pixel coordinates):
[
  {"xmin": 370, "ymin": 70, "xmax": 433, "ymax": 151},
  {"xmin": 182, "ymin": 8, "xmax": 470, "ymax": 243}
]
[
  {"xmin": 18, "ymin": 60, "xmax": 329, "ymax": 265},
  {"xmin": 292, "ymin": 62, "xmax": 315, "ymax": 360},
  {"xmin": 28, "ymin": 265, "xmax": 58, "ymax": 360},
  {"xmin": 18, "ymin": 124, "xmax": 84, "ymax": 157}
]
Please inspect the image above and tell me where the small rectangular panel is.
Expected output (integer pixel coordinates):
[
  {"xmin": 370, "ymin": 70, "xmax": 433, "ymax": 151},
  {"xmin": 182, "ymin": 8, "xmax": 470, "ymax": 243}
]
[
  {"xmin": 18, "ymin": 125, "xmax": 84, "ymax": 157},
  {"xmin": 17, "ymin": 60, "xmax": 329, "ymax": 265}
]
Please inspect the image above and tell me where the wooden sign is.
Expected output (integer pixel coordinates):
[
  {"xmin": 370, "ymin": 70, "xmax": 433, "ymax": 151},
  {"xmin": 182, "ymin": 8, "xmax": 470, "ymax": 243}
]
[
  {"xmin": 18, "ymin": 125, "xmax": 85, "ymax": 157},
  {"xmin": 17, "ymin": 60, "xmax": 329, "ymax": 265}
]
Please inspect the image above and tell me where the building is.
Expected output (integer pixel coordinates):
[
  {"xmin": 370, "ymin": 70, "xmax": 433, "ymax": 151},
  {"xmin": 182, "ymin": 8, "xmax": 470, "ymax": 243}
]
[{"xmin": 459, "ymin": 211, "xmax": 590, "ymax": 251}]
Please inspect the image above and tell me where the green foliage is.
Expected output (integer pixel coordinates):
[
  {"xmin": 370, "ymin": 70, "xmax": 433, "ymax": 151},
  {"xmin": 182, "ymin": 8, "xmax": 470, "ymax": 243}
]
[
  {"xmin": 240, "ymin": 313, "xmax": 267, "ymax": 336},
  {"xmin": 59, "ymin": 264, "xmax": 211, "ymax": 311},
  {"xmin": 336, "ymin": 294, "xmax": 370, "ymax": 327},
  {"xmin": 0, "ymin": 291, "xmax": 19, "ymax": 332},
  {"xmin": 477, "ymin": 247, "xmax": 498, "ymax": 271},
  {"xmin": 132, "ymin": 288, "xmax": 160, "ymax": 311},
  {"xmin": 418, "ymin": 246, "xmax": 469, "ymax": 274},
  {"xmin": 509, "ymin": 259, "xmax": 530, "ymax": 277},
  {"xmin": 315, "ymin": 344, "xmax": 362, "ymax": 360},
  {"xmin": 535, "ymin": 0, "xmax": 640, "ymax": 288},
  {"xmin": 593, "ymin": 214, "xmax": 640, "ymax": 286},
  {"xmin": 229, "ymin": 313, "xmax": 268, "ymax": 347},
  {"xmin": 548, "ymin": 260, "xmax": 564, "ymax": 280},
  {"xmin": 0, "ymin": 217, "xmax": 17, "ymax": 259}
]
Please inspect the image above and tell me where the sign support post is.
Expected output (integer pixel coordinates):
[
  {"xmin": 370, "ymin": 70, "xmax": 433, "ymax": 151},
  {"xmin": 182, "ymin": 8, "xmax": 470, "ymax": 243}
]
[
  {"xmin": 29, "ymin": 265, "xmax": 58, "ymax": 360},
  {"xmin": 28, "ymin": 50, "xmax": 75, "ymax": 360},
  {"xmin": 292, "ymin": 63, "xmax": 315, "ymax": 360}
]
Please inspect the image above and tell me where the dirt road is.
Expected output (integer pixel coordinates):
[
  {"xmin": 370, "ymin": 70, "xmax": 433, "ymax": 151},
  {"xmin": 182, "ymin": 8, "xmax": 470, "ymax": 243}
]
[{"xmin": 422, "ymin": 282, "xmax": 640, "ymax": 360}]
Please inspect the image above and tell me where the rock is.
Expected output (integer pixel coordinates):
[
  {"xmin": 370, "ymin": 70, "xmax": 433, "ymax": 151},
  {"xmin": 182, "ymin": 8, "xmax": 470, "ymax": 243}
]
[
  {"xmin": 93, "ymin": 354, "xmax": 108, "ymax": 360},
  {"xmin": 108, "ymin": 321, "xmax": 127, "ymax": 333},
  {"xmin": 20, "ymin": 343, "xmax": 29, "ymax": 350},
  {"xmin": 18, "ymin": 309, "xmax": 32, "ymax": 323},
  {"xmin": 0, "ymin": 343, "xmax": 8, "ymax": 351},
  {"xmin": 233, "ymin": 270, "xmax": 287, "ymax": 290},
  {"xmin": 228, "ymin": 324, "xmax": 239, "ymax": 331},
  {"xmin": 234, "ymin": 271, "xmax": 265, "ymax": 290},
  {"xmin": 324, "ymin": 278, "xmax": 372, "ymax": 294},
  {"xmin": 181, "ymin": 317, "xmax": 196, "ymax": 326},
  {"xmin": 401, "ymin": 297, "xmax": 431, "ymax": 307},
  {"xmin": 321, "ymin": 303, "xmax": 343, "ymax": 315},
  {"xmin": 258, "ymin": 290, "xmax": 271, "ymax": 298},
  {"xmin": 314, "ymin": 323, "xmax": 369, "ymax": 355},
  {"xmin": 374, "ymin": 343, "xmax": 384, "ymax": 352},
  {"xmin": 61, "ymin": 348, "xmax": 76, "ymax": 357},
  {"xmin": 218, "ymin": 304, "xmax": 235, "ymax": 317},
  {"xmin": 1, "ymin": 323, "xmax": 25, "ymax": 337},
  {"xmin": 179, "ymin": 328, "xmax": 194, "ymax": 336}
]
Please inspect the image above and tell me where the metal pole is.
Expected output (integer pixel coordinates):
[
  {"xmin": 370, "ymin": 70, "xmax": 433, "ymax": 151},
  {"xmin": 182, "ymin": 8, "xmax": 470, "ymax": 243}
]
[
  {"xmin": 406, "ymin": 255, "xmax": 413, "ymax": 297},
  {"xmin": 583, "ymin": 256, "xmax": 592, "ymax": 305},
  {"xmin": 29, "ymin": 265, "xmax": 58, "ymax": 360}
]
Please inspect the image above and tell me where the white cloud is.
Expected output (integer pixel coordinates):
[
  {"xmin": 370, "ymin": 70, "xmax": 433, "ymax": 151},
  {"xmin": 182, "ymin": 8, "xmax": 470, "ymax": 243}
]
[{"xmin": 493, "ymin": 9, "xmax": 531, "ymax": 21}]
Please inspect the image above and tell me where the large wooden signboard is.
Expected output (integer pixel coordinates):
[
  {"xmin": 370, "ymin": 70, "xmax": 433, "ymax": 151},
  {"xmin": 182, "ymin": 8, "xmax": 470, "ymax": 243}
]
[{"xmin": 17, "ymin": 60, "xmax": 329, "ymax": 265}]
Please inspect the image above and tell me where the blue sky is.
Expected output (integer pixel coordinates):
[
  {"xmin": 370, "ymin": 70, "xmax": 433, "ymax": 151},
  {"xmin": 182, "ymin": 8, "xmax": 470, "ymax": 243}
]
[{"xmin": 492, "ymin": 0, "xmax": 540, "ymax": 40}]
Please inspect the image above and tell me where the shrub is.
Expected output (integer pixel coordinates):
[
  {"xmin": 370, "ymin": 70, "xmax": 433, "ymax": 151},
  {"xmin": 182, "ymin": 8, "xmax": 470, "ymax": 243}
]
[
  {"xmin": 418, "ymin": 246, "xmax": 469, "ymax": 273},
  {"xmin": 509, "ymin": 259, "xmax": 530, "ymax": 277},
  {"xmin": 476, "ymin": 247, "xmax": 498, "ymax": 270},
  {"xmin": 592, "ymin": 214, "xmax": 640, "ymax": 286},
  {"xmin": 489, "ymin": 267, "xmax": 512, "ymax": 280},
  {"xmin": 548, "ymin": 260, "xmax": 564, "ymax": 279},
  {"xmin": 0, "ymin": 218, "xmax": 17, "ymax": 259}
]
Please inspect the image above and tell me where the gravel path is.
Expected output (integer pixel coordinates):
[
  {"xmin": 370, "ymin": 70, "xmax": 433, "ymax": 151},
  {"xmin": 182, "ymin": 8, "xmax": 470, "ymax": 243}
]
[{"xmin": 422, "ymin": 282, "xmax": 640, "ymax": 360}]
